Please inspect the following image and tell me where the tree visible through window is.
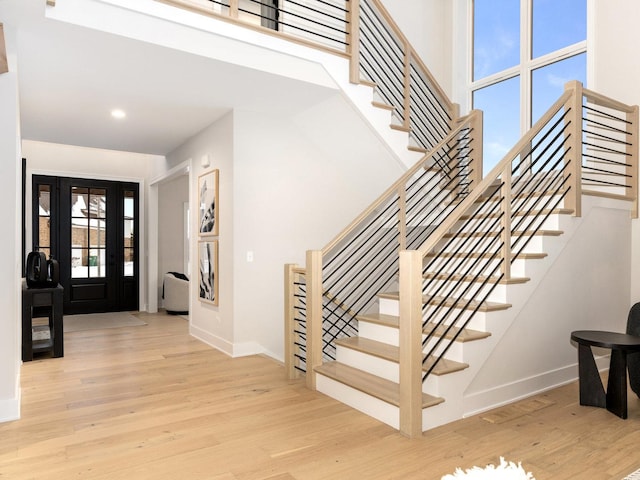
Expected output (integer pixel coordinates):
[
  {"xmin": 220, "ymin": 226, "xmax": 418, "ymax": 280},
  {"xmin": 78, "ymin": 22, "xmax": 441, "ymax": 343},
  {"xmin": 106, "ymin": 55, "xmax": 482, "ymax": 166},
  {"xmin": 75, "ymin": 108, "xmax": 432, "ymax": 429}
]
[{"xmin": 472, "ymin": 0, "xmax": 587, "ymax": 173}]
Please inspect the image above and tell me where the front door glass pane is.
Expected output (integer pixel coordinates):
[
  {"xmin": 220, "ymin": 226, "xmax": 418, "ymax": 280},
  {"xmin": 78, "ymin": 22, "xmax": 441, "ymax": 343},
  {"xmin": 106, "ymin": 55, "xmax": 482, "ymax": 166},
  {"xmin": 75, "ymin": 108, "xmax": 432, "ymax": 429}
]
[{"xmin": 71, "ymin": 187, "xmax": 108, "ymax": 279}]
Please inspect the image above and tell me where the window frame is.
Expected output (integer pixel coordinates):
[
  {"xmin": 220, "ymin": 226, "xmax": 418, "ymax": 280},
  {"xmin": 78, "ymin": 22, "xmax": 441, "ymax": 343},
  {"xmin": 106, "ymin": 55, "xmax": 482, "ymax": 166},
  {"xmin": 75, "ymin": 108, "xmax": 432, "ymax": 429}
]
[{"xmin": 468, "ymin": 0, "xmax": 588, "ymax": 139}]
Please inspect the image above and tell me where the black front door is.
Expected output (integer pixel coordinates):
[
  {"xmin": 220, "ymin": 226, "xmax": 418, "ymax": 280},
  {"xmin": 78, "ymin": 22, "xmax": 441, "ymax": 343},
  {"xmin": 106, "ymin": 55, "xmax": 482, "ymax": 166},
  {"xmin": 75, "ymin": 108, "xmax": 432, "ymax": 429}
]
[{"xmin": 32, "ymin": 175, "xmax": 139, "ymax": 314}]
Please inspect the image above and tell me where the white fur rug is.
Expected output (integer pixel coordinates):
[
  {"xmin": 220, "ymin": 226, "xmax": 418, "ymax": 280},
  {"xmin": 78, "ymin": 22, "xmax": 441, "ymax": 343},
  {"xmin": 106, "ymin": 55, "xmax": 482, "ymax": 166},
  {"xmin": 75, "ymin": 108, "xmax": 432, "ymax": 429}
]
[{"xmin": 442, "ymin": 457, "xmax": 535, "ymax": 480}]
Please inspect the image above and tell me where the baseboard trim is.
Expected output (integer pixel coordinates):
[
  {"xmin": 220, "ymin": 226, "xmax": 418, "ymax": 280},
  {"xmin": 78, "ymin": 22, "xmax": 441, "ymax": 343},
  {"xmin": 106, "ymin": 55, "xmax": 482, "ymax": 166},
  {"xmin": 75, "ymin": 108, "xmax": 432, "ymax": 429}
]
[
  {"xmin": 189, "ymin": 325, "xmax": 272, "ymax": 359},
  {"xmin": 0, "ymin": 376, "xmax": 21, "ymax": 423},
  {"xmin": 189, "ymin": 324, "xmax": 234, "ymax": 356},
  {"xmin": 463, "ymin": 356, "xmax": 610, "ymax": 418}
]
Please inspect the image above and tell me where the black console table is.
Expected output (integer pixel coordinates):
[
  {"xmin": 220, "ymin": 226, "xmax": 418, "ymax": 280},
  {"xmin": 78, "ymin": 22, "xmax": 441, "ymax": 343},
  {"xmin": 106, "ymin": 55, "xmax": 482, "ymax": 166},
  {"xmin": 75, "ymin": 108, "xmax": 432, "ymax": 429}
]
[
  {"xmin": 571, "ymin": 330, "xmax": 640, "ymax": 419},
  {"xmin": 22, "ymin": 280, "xmax": 64, "ymax": 361}
]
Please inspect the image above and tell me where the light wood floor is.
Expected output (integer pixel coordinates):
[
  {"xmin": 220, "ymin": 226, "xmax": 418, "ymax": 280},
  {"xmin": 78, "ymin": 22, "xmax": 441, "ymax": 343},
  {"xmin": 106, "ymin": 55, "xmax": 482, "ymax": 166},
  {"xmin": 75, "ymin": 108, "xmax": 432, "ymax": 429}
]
[{"xmin": 2, "ymin": 311, "xmax": 640, "ymax": 479}]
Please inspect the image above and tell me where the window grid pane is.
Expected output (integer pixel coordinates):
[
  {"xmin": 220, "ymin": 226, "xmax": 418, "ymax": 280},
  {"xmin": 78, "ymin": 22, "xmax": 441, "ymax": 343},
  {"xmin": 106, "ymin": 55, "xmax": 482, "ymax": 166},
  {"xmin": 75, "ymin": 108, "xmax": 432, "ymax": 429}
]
[
  {"xmin": 473, "ymin": 0, "xmax": 520, "ymax": 80},
  {"xmin": 71, "ymin": 186, "xmax": 108, "ymax": 279},
  {"xmin": 532, "ymin": 0, "xmax": 586, "ymax": 59}
]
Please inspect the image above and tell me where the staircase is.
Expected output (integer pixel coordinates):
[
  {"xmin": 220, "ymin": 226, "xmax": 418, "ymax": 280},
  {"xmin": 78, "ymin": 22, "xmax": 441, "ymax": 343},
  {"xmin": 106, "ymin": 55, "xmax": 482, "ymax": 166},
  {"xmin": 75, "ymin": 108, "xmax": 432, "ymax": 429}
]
[
  {"xmin": 153, "ymin": 0, "xmax": 640, "ymax": 437},
  {"xmin": 313, "ymin": 183, "xmax": 578, "ymax": 432},
  {"xmin": 288, "ymin": 80, "xmax": 638, "ymax": 437}
]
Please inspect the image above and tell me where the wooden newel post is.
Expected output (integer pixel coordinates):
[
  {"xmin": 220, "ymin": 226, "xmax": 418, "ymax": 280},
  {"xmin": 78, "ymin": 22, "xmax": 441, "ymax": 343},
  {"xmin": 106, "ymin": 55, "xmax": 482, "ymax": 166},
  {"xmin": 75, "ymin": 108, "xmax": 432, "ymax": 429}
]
[
  {"xmin": 306, "ymin": 250, "xmax": 323, "ymax": 390},
  {"xmin": 284, "ymin": 263, "xmax": 298, "ymax": 380},
  {"xmin": 348, "ymin": 0, "xmax": 361, "ymax": 84},
  {"xmin": 399, "ymin": 250, "xmax": 423, "ymax": 438},
  {"xmin": 627, "ymin": 105, "xmax": 639, "ymax": 219},
  {"xmin": 565, "ymin": 80, "xmax": 583, "ymax": 217},
  {"xmin": 469, "ymin": 109, "xmax": 483, "ymax": 191}
]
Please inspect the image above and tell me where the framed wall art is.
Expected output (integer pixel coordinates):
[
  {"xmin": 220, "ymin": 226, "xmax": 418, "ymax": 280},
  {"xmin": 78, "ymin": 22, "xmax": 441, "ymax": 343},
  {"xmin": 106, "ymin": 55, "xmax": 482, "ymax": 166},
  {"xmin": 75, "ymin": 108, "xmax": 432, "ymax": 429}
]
[
  {"xmin": 198, "ymin": 240, "xmax": 218, "ymax": 305},
  {"xmin": 198, "ymin": 169, "xmax": 218, "ymax": 236}
]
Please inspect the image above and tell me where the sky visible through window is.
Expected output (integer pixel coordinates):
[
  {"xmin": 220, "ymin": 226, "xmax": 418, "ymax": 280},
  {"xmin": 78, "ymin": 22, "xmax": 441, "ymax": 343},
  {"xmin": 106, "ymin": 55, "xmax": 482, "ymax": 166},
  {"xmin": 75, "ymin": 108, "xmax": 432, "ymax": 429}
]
[{"xmin": 473, "ymin": 0, "xmax": 586, "ymax": 174}]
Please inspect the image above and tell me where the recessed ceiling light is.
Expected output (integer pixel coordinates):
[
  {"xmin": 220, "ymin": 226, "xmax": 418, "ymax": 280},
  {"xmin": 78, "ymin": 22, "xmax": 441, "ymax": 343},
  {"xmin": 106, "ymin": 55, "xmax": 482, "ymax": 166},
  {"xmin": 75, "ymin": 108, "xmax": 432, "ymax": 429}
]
[{"xmin": 111, "ymin": 109, "xmax": 126, "ymax": 119}]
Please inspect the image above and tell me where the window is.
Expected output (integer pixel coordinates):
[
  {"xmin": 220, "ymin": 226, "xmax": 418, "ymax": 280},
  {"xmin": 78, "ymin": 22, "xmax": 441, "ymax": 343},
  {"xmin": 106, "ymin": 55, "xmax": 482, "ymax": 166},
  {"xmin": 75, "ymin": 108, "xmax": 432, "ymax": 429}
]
[
  {"xmin": 472, "ymin": 0, "xmax": 587, "ymax": 173},
  {"xmin": 36, "ymin": 184, "xmax": 52, "ymax": 259},
  {"xmin": 71, "ymin": 187, "xmax": 107, "ymax": 279}
]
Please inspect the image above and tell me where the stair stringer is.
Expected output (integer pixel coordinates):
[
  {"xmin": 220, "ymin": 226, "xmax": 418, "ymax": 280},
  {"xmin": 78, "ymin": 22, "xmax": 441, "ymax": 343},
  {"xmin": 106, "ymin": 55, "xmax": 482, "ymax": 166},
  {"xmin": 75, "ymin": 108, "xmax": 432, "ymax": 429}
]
[
  {"xmin": 460, "ymin": 195, "xmax": 635, "ymax": 418},
  {"xmin": 419, "ymin": 210, "xmax": 585, "ymax": 429}
]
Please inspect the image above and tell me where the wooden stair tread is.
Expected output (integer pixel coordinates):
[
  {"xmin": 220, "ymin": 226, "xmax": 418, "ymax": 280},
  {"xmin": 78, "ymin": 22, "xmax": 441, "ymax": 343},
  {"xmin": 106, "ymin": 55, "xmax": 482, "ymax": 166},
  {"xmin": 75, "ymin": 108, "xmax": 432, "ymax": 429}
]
[
  {"xmin": 408, "ymin": 145, "xmax": 428, "ymax": 154},
  {"xmin": 426, "ymin": 295, "xmax": 511, "ymax": 312},
  {"xmin": 357, "ymin": 312, "xmax": 399, "ymax": 328},
  {"xmin": 459, "ymin": 207, "xmax": 573, "ymax": 221},
  {"xmin": 423, "ymin": 272, "xmax": 530, "ymax": 285},
  {"xmin": 336, "ymin": 337, "xmax": 468, "ymax": 375},
  {"xmin": 378, "ymin": 292, "xmax": 511, "ymax": 312},
  {"xmin": 424, "ymin": 323, "xmax": 492, "ymax": 342},
  {"xmin": 442, "ymin": 229, "xmax": 563, "ymax": 238},
  {"xmin": 425, "ymin": 251, "xmax": 547, "ymax": 260},
  {"xmin": 372, "ymin": 100, "xmax": 395, "ymax": 111},
  {"xmin": 315, "ymin": 361, "xmax": 444, "ymax": 408},
  {"xmin": 390, "ymin": 123, "xmax": 410, "ymax": 132}
]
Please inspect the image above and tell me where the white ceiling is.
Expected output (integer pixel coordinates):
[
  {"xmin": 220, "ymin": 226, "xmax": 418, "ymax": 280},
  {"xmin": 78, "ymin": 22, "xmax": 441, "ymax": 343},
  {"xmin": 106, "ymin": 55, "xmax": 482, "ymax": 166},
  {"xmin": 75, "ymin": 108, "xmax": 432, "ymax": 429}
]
[{"xmin": 3, "ymin": 0, "xmax": 336, "ymax": 155}]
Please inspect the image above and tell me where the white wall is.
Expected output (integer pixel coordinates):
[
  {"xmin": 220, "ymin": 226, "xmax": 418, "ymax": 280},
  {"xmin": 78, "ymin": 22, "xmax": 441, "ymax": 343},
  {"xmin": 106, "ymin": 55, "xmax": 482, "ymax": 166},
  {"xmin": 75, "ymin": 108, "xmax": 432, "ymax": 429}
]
[
  {"xmin": 0, "ymin": 23, "xmax": 22, "ymax": 422},
  {"xmin": 379, "ymin": 0, "xmax": 453, "ymax": 98},
  {"xmin": 590, "ymin": 0, "xmax": 640, "ymax": 304},
  {"xmin": 161, "ymin": 86, "xmax": 405, "ymax": 360},
  {"xmin": 232, "ymin": 101, "xmax": 403, "ymax": 359},
  {"xmin": 165, "ymin": 112, "xmax": 235, "ymax": 353},
  {"xmin": 158, "ymin": 174, "xmax": 189, "ymax": 305}
]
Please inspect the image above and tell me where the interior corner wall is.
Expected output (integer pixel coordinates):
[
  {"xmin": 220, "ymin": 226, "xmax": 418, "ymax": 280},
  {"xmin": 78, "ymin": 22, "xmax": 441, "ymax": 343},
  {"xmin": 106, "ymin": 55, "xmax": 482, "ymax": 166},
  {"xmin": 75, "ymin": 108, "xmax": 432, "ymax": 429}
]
[
  {"xmin": 591, "ymin": 0, "xmax": 640, "ymax": 304},
  {"xmin": 379, "ymin": 0, "xmax": 453, "ymax": 98},
  {"xmin": 0, "ymin": 25, "xmax": 22, "ymax": 422},
  {"xmin": 165, "ymin": 112, "xmax": 235, "ymax": 355}
]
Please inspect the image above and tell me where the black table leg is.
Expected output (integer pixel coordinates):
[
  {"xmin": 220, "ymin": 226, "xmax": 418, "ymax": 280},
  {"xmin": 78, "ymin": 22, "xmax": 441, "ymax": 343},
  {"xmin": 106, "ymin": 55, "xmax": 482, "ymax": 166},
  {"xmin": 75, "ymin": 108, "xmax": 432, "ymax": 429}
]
[
  {"xmin": 606, "ymin": 349, "xmax": 628, "ymax": 419},
  {"xmin": 577, "ymin": 343, "xmax": 606, "ymax": 408}
]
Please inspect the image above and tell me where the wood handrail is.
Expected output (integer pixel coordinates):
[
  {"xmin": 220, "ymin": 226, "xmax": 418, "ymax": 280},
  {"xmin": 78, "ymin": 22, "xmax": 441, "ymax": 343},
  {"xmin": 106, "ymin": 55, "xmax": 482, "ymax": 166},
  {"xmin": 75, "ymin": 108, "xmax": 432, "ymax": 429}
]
[
  {"xmin": 154, "ymin": 0, "xmax": 351, "ymax": 59},
  {"xmin": 362, "ymin": 0, "xmax": 454, "ymax": 117},
  {"xmin": 0, "ymin": 24, "xmax": 8, "ymax": 75},
  {"xmin": 320, "ymin": 111, "xmax": 481, "ymax": 256},
  {"xmin": 583, "ymin": 87, "xmax": 638, "ymax": 114}
]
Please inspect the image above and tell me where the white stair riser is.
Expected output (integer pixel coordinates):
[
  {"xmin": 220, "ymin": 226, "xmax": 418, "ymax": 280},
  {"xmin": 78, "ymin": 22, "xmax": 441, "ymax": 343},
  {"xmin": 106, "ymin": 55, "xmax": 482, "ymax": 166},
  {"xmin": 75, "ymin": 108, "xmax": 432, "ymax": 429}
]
[
  {"xmin": 359, "ymin": 319, "xmax": 399, "ymax": 345},
  {"xmin": 316, "ymin": 374, "xmax": 399, "ymax": 429},
  {"xmin": 423, "ymin": 337, "xmax": 465, "ymax": 362},
  {"xmin": 336, "ymin": 346, "xmax": 399, "ymax": 383},
  {"xmin": 379, "ymin": 297, "xmax": 400, "ymax": 316},
  {"xmin": 436, "ymin": 234, "xmax": 550, "ymax": 254},
  {"xmin": 424, "ymin": 258, "xmax": 503, "ymax": 277},
  {"xmin": 423, "ymin": 400, "xmax": 463, "ymax": 430},
  {"xmin": 424, "ymin": 279, "xmax": 504, "ymax": 303}
]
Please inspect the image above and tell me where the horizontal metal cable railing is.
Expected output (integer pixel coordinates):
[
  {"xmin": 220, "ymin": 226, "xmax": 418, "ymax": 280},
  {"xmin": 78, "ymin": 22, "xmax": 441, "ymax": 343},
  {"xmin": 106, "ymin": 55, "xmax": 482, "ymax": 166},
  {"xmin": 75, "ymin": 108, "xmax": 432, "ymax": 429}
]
[
  {"xmin": 156, "ymin": 0, "xmax": 351, "ymax": 54},
  {"xmin": 311, "ymin": 111, "xmax": 482, "ymax": 363},
  {"xmin": 357, "ymin": 0, "xmax": 456, "ymax": 152},
  {"xmin": 285, "ymin": 264, "xmax": 307, "ymax": 376},
  {"xmin": 410, "ymin": 81, "xmax": 638, "ymax": 389},
  {"xmin": 580, "ymin": 88, "xmax": 639, "ymax": 204}
]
